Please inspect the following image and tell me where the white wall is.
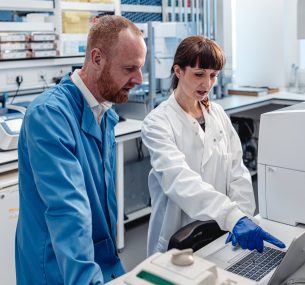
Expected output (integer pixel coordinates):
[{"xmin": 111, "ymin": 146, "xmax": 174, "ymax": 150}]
[{"xmin": 233, "ymin": 0, "xmax": 299, "ymax": 88}]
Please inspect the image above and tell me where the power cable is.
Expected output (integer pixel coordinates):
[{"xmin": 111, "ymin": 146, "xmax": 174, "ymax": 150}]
[
  {"xmin": 40, "ymin": 75, "xmax": 49, "ymax": 90},
  {"xmin": 10, "ymin": 75, "xmax": 23, "ymax": 104},
  {"xmin": 136, "ymin": 138, "xmax": 144, "ymax": 161}
]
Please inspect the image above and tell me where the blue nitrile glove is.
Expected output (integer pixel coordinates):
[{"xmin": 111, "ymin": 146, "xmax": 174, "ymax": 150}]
[{"xmin": 225, "ymin": 217, "xmax": 286, "ymax": 253}]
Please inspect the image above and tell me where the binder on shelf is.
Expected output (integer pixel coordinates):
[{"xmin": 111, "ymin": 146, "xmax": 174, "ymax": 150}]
[
  {"xmin": 266, "ymin": 87, "xmax": 280, "ymax": 94},
  {"xmin": 228, "ymin": 86, "xmax": 279, "ymax": 97}
]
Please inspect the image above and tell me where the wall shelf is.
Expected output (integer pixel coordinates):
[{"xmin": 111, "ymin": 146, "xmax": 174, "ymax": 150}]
[
  {"xmin": 59, "ymin": 1, "xmax": 115, "ymax": 12},
  {"xmin": 121, "ymin": 4, "xmax": 161, "ymax": 13},
  {"xmin": 0, "ymin": 0, "xmax": 54, "ymax": 12},
  {"xmin": 0, "ymin": 56, "xmax": 84, "ymax": 70},
  {"xmin": 0, "ymin": 22, "xmax": 55, "ymax": 32}
]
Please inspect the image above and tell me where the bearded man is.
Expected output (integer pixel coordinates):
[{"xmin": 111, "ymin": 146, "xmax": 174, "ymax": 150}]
[{"xmin": 16, "ymin": 15, "xmax": 146, "ymax": 285}]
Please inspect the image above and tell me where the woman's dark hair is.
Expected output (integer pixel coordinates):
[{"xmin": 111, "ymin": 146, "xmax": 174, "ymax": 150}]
[{"xmin": 171, "ymin": 36, "xmax": 226, "ymax": 89}]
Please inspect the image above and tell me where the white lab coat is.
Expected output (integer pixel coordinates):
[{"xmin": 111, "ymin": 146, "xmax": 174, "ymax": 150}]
[{"xmin": 141, "ymin": 93, "xmax": 255, "ymax": 256}]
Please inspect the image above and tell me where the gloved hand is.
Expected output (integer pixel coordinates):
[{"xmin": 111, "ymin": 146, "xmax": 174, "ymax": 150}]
[{"xmin": 225, "ymin": 217, "xmax": 286, "ymax": 253}]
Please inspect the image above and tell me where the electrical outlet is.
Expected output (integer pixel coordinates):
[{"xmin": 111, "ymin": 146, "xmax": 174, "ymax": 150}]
[{"xmin": 38, "ymin": 73, "xmax": 47, "ymax": 82}]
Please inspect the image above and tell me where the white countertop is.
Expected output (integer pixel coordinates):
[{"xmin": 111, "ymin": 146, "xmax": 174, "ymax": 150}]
[
  {"xmin": 214, "ymin": 91, "xmax": 305, "ymax": 114},
  {"xmin": 114, "ymin": 118, "xmax": 142, "ymax": 137}
]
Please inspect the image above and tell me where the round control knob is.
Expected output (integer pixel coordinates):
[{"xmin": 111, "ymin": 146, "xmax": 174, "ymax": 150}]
[{"xmin": 171, "ymin": 249, "xmax": 194, "ymax": 266}]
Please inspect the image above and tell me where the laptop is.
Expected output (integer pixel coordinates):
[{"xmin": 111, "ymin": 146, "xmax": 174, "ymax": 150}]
[{"xmin": 204, "ymin": 231, "xmax": 305, "ymax": 285}]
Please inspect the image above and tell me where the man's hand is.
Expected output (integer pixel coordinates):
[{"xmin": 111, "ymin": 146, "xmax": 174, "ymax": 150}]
[{"xmin": 225, "ymin": 217, "xmax": 286, "ymax": 253}]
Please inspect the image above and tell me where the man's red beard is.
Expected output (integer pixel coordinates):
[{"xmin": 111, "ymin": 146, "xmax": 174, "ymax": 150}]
[{"xmin": 97, "ymin": 68, "xmax": 131, "ymax": 104}]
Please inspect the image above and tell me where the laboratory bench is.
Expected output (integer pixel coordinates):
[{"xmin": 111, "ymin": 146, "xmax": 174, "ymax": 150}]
[
  {"xmin": 114, "ymin": 119, "xmax": 151, "ymax": 251},
  {"xmin": 214, "ymin": 91, "xmax": 305, "ymax": 115},
  {"xmin": 107, "ymin": 215, "xmax": 305, "ymax": 285},
  {"xmin": 1, "ymin": 91, "xmax": 304, "ymax": 284},
  {"xmin": 1, "ymin": 91, "xmax": 305, "ymax": 255}
]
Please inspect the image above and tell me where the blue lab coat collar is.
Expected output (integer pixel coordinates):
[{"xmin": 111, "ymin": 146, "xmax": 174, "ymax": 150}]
[{"xmin": 61, "ymin": 74, "xmax": 119, "ymax": 142}]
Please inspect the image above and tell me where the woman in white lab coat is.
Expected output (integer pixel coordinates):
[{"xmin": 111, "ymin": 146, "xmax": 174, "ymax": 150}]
[{"xmin": 141, "ymin": 36, "xmax": 285, "ymax": 256}]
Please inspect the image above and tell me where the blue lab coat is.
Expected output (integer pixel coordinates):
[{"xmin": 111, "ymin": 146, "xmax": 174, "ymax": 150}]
[{"xmin": 15, "ymin": 74, "xmax": 125, "ymax": 285}]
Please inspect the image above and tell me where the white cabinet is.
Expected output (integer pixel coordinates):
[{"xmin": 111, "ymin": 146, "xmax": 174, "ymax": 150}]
[
  {"xmin": 264, "ymin": 166, "xmax": 305, "ymax": 226},
  {"xmin": 0, "ymin": 171, "xmax": 19, "ymax": 285}
]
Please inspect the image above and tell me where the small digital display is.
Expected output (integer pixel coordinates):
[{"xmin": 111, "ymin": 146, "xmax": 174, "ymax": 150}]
[
  {"xmin": 137, "ymin": 270, "xmax": 176, "ymax": 285},
  {"xmin": 5, "ymin": 118, "xmax": 23, "ymax": 133}
]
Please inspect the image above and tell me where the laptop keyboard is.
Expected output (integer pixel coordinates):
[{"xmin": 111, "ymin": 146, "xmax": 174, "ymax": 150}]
[{"xmin": 226, "ymin": 246, "xmax": 286, "ymax": 281}]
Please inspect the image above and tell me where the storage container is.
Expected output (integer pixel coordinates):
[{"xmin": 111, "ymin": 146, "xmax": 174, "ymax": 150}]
[{"xmin": 62, "ymin": 11, "xmax": 91, "ymax": 33}]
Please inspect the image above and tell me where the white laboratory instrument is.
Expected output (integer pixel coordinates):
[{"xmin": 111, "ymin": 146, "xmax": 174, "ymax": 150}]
[
  {"xmin": 137, "ymin": 22, "xmax": 196, "ymax": 79},
  {"xmin": 0, "ymin": 170, "xmax": 19, "ymax": 285},
  {"xmin": 196, "ymin": 218, "xmax": 305, "ymax": 285},
  {"xmin": 0, "ymin": 105, "xmax": 26, "ymax": 151},
  {"xmin": 108, "ymin": 248, "xmax": 255, "ymax": 285},
  {"xmin": 258, "ymin": 102, "xmax": 305, "ymax": 226}
]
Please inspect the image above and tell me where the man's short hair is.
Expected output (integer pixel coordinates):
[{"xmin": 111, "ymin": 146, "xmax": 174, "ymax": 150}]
[{"xmin": 86, "ymin": 15, "xmax": 143, "ymax": 61}]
